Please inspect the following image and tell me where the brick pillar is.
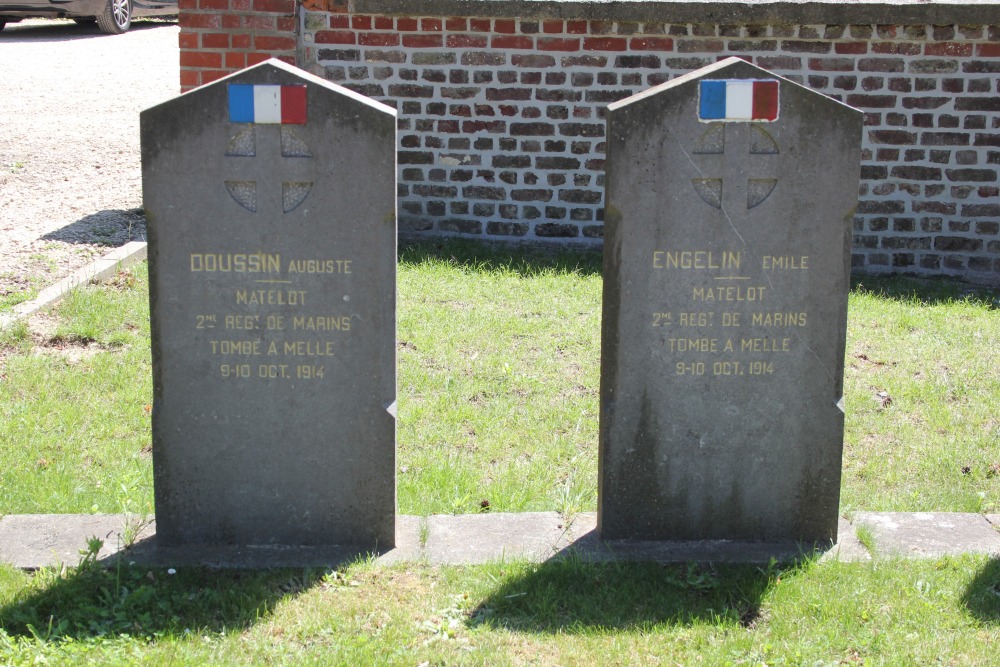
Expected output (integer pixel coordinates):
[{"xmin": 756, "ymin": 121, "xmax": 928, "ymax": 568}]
[{"xmin": 178, "ymin": 0, "xmax": 299, "ymax": 91}]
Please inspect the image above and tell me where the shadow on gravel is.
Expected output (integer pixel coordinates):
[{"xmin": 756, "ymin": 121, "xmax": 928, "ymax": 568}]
[
  {"xmin": 42, "ymin": 209, "xmax": 146, "ymax": 247},
  {"xmin": 0, "ymin": 18, "xmax": 175, "ymax": 43}
]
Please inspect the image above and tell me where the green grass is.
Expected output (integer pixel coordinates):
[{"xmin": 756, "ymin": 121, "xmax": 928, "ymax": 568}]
[
  {"xmin": 842, "ymin": 276, "xmax": 1000, "ymax": 514},
  {"xmin": 1, "ymin": 242, "xmax": 999, "ymax": 664},
  {"xmin": 2, "ymin": 243, "xmax": 999, "ymax": 518},
  {"xmin": 0, "ymin": 555, "xmax": 998, "ymax": 665}
]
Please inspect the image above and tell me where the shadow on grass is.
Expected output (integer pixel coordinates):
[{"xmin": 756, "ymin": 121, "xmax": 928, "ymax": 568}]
[
  {"xmin": 962, "ymin": 556, "xmax": 1000, "ymax": 624},
  {"xmin": 0, "ymin": 562, "xmax": 324, "ymax": 641},
  {"xmin": 399, "ymin": 238, "xmax": 602, "ymax": 278},
  {"xmin": 851, "ymin": 273, "xmax": 1000, "ymax": 308},
  {"xmin": 468, "ymin": 554, "xmax": 801, "ymax": 632}
]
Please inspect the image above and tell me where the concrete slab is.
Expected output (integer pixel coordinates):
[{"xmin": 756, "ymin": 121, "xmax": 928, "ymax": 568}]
[
  {"xmin": 818, "ymin": 517, "xmax": 872, "ymax": 563},
  {"xmin": 854, "ymin": 512, "xmax": 1000, "ymax": 558},
  {"xmin": 0, "ymin": 514, "xmax": 153, "ymax": 570},
  {"xmin": 1, "ymin": 512, "xmax": 847, "ymax": 569},
  {"xmin": 0, "ymin": 241, "xmax": 148, "ymax": 331},
  {"xmin": 986, "ymin": 514, "xmax": 1000, "ymax": 531}
]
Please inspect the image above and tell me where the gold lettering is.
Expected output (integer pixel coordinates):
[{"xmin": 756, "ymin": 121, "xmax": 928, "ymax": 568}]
[
  {"xmin": 692, "ymin": 286, "xmax": 766, "ymax": 302},
  {"xmin": 751, "ymin": 312, "xmax": 809, "ymax": 327},
  {"xmin": 654, "ymin": 250, "xmax": 742, "ymax": 270},
  {"xmin": 740, "ymin": 337, "xmax": 791, "ymax": 353},
  {"xmin": 190, "ymin": 253, "xmax": 280, "ymax": 273},
  {"xmin": 235, "ymin": 290, "xmax": 306, "ymax": 306},
  {"xmin": 762, "ymin": 255, "xmax": 810, "ymax": 270}
]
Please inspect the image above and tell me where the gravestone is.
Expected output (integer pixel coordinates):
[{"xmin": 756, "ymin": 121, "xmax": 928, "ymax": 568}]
[
  {"xmin": 599, "ymin": 57, "xmax": 862, "ymax": 544},
  {"xmin": 141, "ymin": 60, "xmax": 397, "ymax": 548}
]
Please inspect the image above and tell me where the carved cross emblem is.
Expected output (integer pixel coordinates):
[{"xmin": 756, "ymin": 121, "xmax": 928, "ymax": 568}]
[
  {"xmin": 224, "ymin": 124, "xmax": 314, "ymax": 215},
  {"xmin": 691, "ymin": 123, "xmax": 779, "ymax": 212}
]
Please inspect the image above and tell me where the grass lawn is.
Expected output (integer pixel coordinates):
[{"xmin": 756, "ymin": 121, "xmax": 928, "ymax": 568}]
[{"xmin": 1, "ymin": 240, "xmax": 998, "ymax": 664}]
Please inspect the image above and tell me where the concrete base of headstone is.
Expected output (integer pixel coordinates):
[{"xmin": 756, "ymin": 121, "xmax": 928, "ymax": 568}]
[{"xmin": 0, "ymin": 512, "xmax": 864, "ymax": 569}]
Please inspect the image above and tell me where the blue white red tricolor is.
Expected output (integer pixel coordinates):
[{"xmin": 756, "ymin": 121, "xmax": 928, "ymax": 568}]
[
  {"xmin": 699, "ymin": 79, "xmax": 779, "ymax": 122},
  {"xmin": 228, "ymin": 84, "xmax": 307, "ymax": 124}
]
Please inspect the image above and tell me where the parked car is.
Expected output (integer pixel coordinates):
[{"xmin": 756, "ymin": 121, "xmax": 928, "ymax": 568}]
[{"xmin": 0, "ymin": 0, "xmax": 176, "ymax": 35}]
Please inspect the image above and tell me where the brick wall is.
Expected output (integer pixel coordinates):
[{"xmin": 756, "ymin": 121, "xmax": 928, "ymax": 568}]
[{"xmin": 179, "ymin": 1, "xmax": 1000, "ymax": 285}]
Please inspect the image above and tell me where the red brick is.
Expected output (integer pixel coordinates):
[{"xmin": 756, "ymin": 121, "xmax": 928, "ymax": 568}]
[
  {"xmin": 315, "ymin": 30, "xmax": 356, "ymax": 45},
  {"xmin": 495, "ymin": 19, "xmax": 516, "ymax": 34},
  {"xmin": 179, "ymin": 13, "xmax": 222, "ymax": 29},
  {"xmin": 359, "ymin": 32, "xmax": 399, "ymax": 46},
  {"xmin": 179, "ymin": 69, "xmax": 200, "ymax": 88},
  {"xmin": 421, "ymin": 18, "xmax": 442, "ymax": 31},
  {"xmin": 396, "ymin": 17, "xmax": 418, "ymax": 31},
  {"xmin": 470, "ymin": 18, "xmax": 490, "ymax": 32},
  {"xmin": 199, "ymin": 32, "xmax": 228, "ymax": 48},
  {"xmin": 225, "ymin": 51, "xmax": 246, "ymax": 68},
  {"xmin": 445, "ymin": 34, "xmax": 486, "ymax": 48},
  {"xmin": 979, "ymin": 43, "xmax": 1000, "ymax": 57},
  {"xmin": 180, "ymin": 51, "xmax": 222, "ymax": 68},
  {"xmin": 199, "ymin": 0, "xmax": 228, "ymax": 9},
  {"xmin": 446, "ymin": 17, "xmax": 467, "ymax": 31},
  {"xmin": 177, "ymin": 0, "xmax": 195, "ymax": 8},
  {"xmin": 221, "ymin": 15, "xmax": 240, "ymax": 29},
  {"xmin": 492, "ymin": 36, "xmax": 534, "ymax": 49},
  {"xmin": 242, "ymin": 16, "xmax": 275, "ymax": 31},
  {"xmin": 201, "ymin": 70, "xmax": 229, "ymax": 84},
  {"xmin": 256, "ymin": 35, "xmax": 296, "ymax": 51},
  {"xmin": 538, "ymin": 38, "xmax": 580, "ymax": 52},
  {"xmin": 835, "ymin": 42, "xmax": 868, "ymax": 55},
  {"xmin": 404, "ymin": 34, "xmax": 444, "ymax": 48},
  {"xmin": 543, "ymin": 20, "xmax": 563, "ymax": 34},
  {"xmin": 232, "ymin": 33, "xmax": 251, "ymax": 49},
  {"xmin": 247, "ymin": 52, "xmax": 271, "ymax": 66},
  {"xmin": 232, "ymin": 0, "xmax": 249, "ymax": 9},
  {"xmin": 583, "ymin": 37, "xmax": 627, "ymax": 51},
  {"xmin": 566, "ymin": 20, "xmax": 587, "ymax": 34},
  {"xmin": 374, "ymin": 15, "xmax": 393, "ymax": 30},
  {"xmin": 630, "ymin": 37, "xmax": 674, "ymax": 51},
  {"xmin": 351, "ymin": 15, "xmax": 371, "ymax": 30},
  {"xmin": 277, "ymin": 16, "xmax": 295, "ymax": 31},
  {"xmin": 329, "ymin": 15, "xmax": 349, "ymax": 29},
  {"xmin": 925, "ymin": 42, "xmax": 974, "ymax": 57},
  {"xmin": 872, "ymin": 42, "xmax": 921, "ymax": 55},
  {"xmin": 253, "ymin": 0, "xmax": 294, "ymax": 12},
  {"xmin": 177, "ymin": 32, "xmax": 198, "ymax": 49},
  {"xmin": 809, "ymin": 57, "xmax": 855, "ymax": 71}
]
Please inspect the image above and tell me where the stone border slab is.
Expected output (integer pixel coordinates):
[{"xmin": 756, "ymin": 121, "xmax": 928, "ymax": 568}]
[
  {"xmin": 0, "ymin": 241, "xmax": 148, "ymax": 331},
  {"xmin": 854, "ymin": 511, "xmax": 1000, "ymax": 558},
  {"xmin": 353, "ymin": 0, "xmax": 1000, "ymax": 25},
  {"xmin": 2, "ymin": 512, "xmax": 861, "ymax": 569}
]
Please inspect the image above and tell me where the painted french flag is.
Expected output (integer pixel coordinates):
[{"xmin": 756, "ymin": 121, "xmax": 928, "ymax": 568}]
[
  {"xmin": 228, "ymin": 84, "xmax": 307, "ymax": 124},
  {"xmin": 699, "ymin": 79, "xmax": 779, "ymax": 122}
]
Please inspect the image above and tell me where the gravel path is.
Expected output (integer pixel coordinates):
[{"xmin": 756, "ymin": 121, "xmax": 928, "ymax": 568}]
[{"xmin": 0, "ymin": 18, "xmax": 178, "ymax": 301}]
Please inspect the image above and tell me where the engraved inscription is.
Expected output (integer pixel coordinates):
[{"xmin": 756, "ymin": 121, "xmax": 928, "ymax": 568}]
[
  {"xmin": 651, "ymin": 247, "xmax": 812, "ymax": 377},
  {"xmin": 187, "ymin": 248, "xmax": 357, "ymax": 381}
]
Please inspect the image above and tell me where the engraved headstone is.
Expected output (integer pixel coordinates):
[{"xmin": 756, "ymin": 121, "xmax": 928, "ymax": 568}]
[
  {"xmin": 141, "ymin": 60, "xmax": 397, "ymax": 548},
  {"xmin": 599, "ymin": 58, "xmax": 862, "ymax": 544}
]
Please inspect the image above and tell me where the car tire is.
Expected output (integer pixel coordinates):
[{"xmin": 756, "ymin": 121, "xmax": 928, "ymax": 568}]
[{"xmin": 95, "ymin": 0, "xmax": 132, "ymax": 34}]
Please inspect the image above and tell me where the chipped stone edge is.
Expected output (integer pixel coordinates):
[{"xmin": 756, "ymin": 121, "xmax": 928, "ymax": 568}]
[{"xmin": 0, "ymin": 241, "xmax": 148, "ymax": 331}]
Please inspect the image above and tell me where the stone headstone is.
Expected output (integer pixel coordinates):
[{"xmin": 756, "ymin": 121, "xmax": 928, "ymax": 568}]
[
  {"xmin": 141, "ymin": 60, "xmax": 397, "ymax": 548},
  {"xmin": 599, "ymin": 58, "xmax": 862, "ymax": 544}
]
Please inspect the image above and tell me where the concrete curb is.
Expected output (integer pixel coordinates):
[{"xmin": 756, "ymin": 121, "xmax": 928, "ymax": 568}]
[
  {"xmin": 2, "ymin": 511, "xmax": 998, "ymax": 570},
  {"xmin": 0, "ymin": 241, "xmax": 148, "ymax": 331}
]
